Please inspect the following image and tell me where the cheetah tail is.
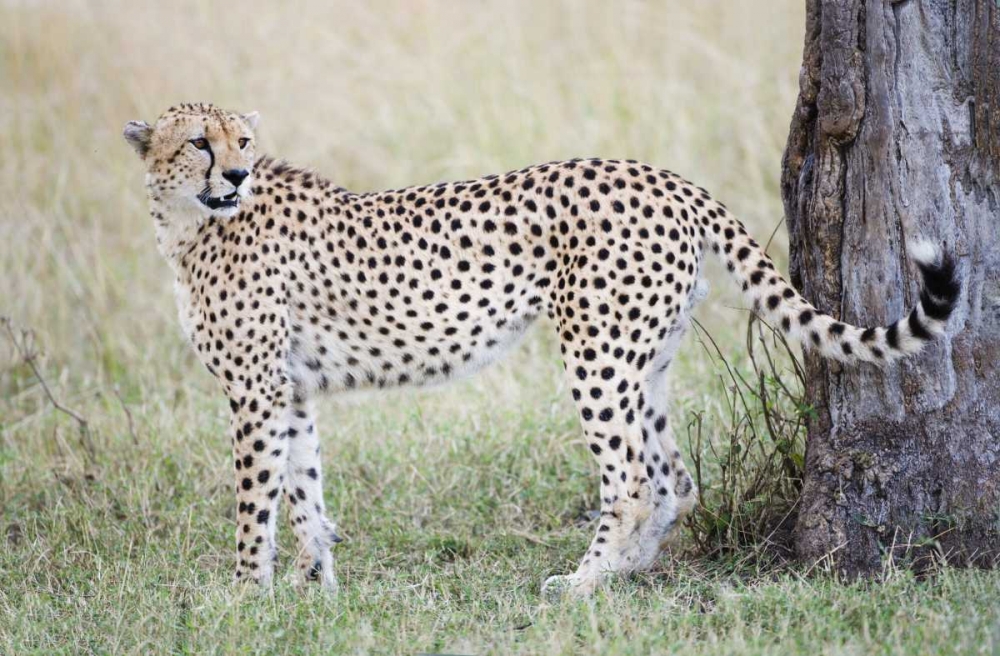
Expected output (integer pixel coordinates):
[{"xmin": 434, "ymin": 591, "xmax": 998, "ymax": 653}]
[{"xmin": 705, "ymin": 216, "xmax": 960, "ymax": 365}]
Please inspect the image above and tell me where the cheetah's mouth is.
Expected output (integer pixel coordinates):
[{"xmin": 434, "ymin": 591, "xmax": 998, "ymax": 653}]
[{"xmin": 200, "ymin": 190, "xmax": 241, "ymax": 210}]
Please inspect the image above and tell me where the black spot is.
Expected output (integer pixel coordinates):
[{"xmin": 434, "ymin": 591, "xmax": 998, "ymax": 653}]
[
  {"xmin": 915, "ymin": 250, "xmax": 960, "ymax": 314},
  {"xmin": 886, "ymin": 321, "xmax": 900, "ymax": 349},
  {"xmin": 920, "ymin": 288, "xmax": 955, "ymax": 321},
  {"xmin": 908, "ymin": 308, "xmax": 934, "ymax": 340}
]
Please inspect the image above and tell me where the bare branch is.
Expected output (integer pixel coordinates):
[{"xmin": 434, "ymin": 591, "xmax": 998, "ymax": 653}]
[{"xmin": 2, "ymin": 317, "xmax": 94, "ymax": 460}]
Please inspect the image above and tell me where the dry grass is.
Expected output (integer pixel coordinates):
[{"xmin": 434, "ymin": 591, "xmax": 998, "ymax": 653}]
[
  {"xmin": 3, "ymin": 2, "xmax": 998, "ymax": 654},
  {"xmin": 1, "ymin": 0, "xmax": 798, "ymax": 377}
]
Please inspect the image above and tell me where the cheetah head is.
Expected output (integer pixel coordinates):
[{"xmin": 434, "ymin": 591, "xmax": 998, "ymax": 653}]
[{"xmin": 124, "ymin": 103, "xmax": 258, "ymax": 218}]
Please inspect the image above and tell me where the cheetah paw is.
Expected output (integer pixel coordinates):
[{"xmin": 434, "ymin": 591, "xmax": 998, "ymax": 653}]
[
  {"xmin": 541, "ymin": 573, "xmax": 599, "ymax": 601},
  {"xmin": 292, "ymin": 553, "xmax": 338, "ymax": 594}
]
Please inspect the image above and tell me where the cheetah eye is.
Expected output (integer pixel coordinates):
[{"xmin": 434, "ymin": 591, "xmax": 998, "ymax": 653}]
[
  {"xmin": 238, "ymin": 137, "xmax": 250, "ymax": 150},
  {"xmin": 190, "ymin": 138, "xmax": 209, "ymax": 151}
]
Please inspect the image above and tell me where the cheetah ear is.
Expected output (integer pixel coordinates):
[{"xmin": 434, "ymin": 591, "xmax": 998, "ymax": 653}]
[
  {"xmin": 123, "ymin": 120, "xmax": 152, "ymax": 159},
  {"xmin": 241, "ymin": 111, "xmax": 260, "ymax": 132}
]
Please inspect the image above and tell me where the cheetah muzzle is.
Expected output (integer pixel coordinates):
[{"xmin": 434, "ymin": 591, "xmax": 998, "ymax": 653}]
[
  {"xmin": 124, "ymin": 103, "xmax": 961, "ymax": 598},
  {"xmin": 199, "ymin": 189, "xmax": 241, "ymax": 211}
]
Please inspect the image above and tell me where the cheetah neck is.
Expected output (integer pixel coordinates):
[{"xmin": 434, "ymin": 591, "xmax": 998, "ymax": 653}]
[{"xmin": 147, "ymin": 196, "xmax": 214, "ymax": 272}]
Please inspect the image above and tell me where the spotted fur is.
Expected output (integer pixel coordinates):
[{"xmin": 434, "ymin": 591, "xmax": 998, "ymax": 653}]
[{"xmin": 124, "ymin": 104, "xmax": 960, "ymax": 597}]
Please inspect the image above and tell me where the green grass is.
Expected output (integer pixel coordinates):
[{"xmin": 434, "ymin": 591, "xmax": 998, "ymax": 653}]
[
  {"xmin": 3, "ymin": 334, "xmax": 998, "ymax": 655},
  {"xmin": 2, "ymin": 1, "xmax": 998, "ymax": 654}
]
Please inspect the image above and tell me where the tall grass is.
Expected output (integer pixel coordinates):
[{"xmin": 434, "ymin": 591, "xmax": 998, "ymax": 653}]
[
  {"xmin": 687, "ymin": 315, "xmax": 809, "ymax": 565},
  {"xmin": 1, "ymin": 0, "xmax": 801, "ymax": 382},
  {"xmin": 2, "ymin": 0, "xmax": 808, "ymax": 565}
]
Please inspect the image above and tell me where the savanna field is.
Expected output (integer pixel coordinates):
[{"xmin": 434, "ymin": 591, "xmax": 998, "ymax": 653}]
[{"xmin": 2, "ymin": 1, "xmax": 999, "ymax": 654}]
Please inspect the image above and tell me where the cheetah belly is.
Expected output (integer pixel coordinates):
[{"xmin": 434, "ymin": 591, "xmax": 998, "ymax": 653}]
[{"xmin": 287, "ymin": 309, "xmax": 540, "ymax": 396}]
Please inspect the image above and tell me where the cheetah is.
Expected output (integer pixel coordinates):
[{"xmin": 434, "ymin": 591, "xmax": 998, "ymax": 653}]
[{"xmin": 123, "ymin": 104, "xmax": 960, "ymax": 597}]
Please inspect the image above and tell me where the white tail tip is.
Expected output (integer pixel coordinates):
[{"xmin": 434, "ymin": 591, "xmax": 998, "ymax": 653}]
[{"xmin": 907, "ymin": 238, "xmax": 941, "ymax": 267}]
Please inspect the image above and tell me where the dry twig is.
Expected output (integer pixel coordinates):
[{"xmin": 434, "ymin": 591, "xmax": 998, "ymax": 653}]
[{"xmin": 2, "ymin": 316, "xmax": 95, "ymax": 461}]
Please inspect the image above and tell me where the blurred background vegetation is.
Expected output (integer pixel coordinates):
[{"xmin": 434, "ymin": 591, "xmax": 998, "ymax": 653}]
[{"xmin": 2, "ymin": 0, "xmax": 799, "ymax": 378}]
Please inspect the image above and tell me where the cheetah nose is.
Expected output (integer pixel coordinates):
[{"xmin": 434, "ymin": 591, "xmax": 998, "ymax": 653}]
[{"xmin": 222, "ymin": 168, "xmax": 249, "ymax": 187}]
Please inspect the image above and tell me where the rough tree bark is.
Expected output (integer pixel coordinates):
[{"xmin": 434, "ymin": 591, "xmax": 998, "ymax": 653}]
[{"xmin": 781, "ymin": 0, "xmax": 1000, "ymax": 577}]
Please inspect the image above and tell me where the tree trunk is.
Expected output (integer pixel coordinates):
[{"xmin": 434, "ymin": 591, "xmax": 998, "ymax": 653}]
[{"xmin": 781, "ymin": 0, "xmax": 1000, "ymax": 577}]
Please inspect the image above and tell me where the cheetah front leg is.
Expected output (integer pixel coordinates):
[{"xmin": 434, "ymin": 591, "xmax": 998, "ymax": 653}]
[
  {"xmin": 229, "ymin": 384, "xmax": 293, "ymax": 587},
  {"xmin": 285, "ymin": 397, "xmax": 341, "ymax": 592}
]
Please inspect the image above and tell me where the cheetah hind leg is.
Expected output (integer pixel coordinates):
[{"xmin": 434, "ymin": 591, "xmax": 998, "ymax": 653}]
[
  {"xmin": 285, "ymin": 399, "xmax": 341, "ymax": 593},
  {"xmin": 543, "ymin": 307, "xmax": 700, "ymax": 600},
  {"xmin": 629, "ymin": 320, "xmax": 699, "ymax": 570},
  {"xmin": 542, "ymin": 352, "xmax": 665, "ymax": 599}
]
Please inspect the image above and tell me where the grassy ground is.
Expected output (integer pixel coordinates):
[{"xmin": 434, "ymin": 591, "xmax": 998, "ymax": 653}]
[{"xmin": 2, "ymin": 1, "xmax": 998, "ymax": 654}]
